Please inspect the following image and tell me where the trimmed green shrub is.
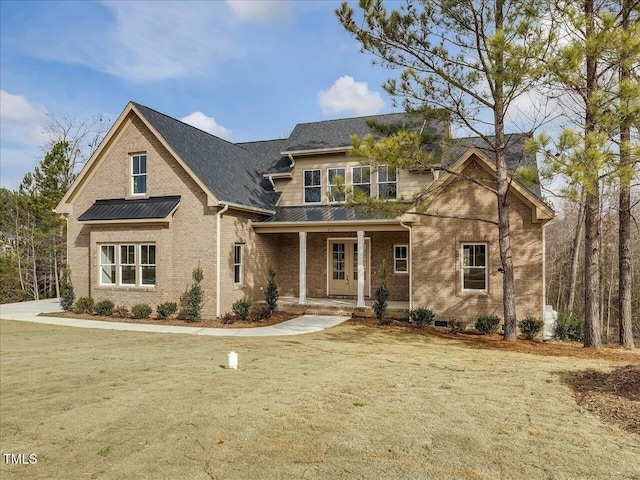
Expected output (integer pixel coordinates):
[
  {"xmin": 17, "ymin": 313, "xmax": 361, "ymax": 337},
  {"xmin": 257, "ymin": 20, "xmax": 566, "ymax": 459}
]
[
  {"xmin": 409, "ymin": 307, "xmax": 436, "ymax": 327},
  {"xmin": 265, "ymin": 266, "xmax": 279, "ymax": 311},
  {"xmin": 475, "ymin": 314, "xmax": 501, "ymax": 335},
  {"xmin": 112, "ymin": 305, "xmax": 129, "ymax": 318},
  {"xmin": 156, "ymin": 301, "xmax": 178, "ymax": 320},
  {"xmin": 248, "ymin": 304, "xmax": 271, "ymax": 323},
  {"xmin": 131, "ymin": 303, "xmax": 152, "ymax": 319},
  {"xmin": 94, "ymin": 299, "xmax": 115, "ymax": 316},
  {"xmin": 373, "ymin": 259, "xmax": 389, "ymax": 325},
  {"xmin": 232, "ymin": 298, "xmax": 252, "ymax": 320},
  {"xmin": 73, "ymin": 296, "xmax": 94, "ymax": 314},
  {"xmin": 59, "ymin": 267, "xmax": 75, "ymax": 311},
  {"xmin": 518, "ymin": 316, "xmax": 545, "ymax": 340},
  {"xmin": 187, "ymin": 265, "xmax": 204, "ymax": 322},
  {"xmin": 554, "ymin": 311, "xmax": 584, "ymax": 342}
]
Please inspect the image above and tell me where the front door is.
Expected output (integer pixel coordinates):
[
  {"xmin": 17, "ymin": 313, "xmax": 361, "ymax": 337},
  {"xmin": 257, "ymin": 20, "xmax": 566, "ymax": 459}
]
[{"xmin": 328, "ymin": 239, "xmax": 369, "ymax": 296}]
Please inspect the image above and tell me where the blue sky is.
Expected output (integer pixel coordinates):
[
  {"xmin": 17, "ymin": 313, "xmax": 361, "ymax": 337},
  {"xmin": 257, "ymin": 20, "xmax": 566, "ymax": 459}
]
[{"xmin": 0, "ymin": 0, "xmax": 402, "ymax": 189}]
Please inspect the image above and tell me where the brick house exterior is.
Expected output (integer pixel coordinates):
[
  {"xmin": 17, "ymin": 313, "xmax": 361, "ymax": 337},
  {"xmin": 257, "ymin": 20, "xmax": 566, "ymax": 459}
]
[{"xmin": 55, "ymin": 102, "xmax": 554, "ymax": 321}]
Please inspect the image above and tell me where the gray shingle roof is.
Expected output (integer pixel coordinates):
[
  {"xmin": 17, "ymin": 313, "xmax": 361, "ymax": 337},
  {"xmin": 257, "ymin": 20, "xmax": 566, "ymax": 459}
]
[
  {"xmin": 282, "ymin": 113, "xmax": 448, "ymax": 153},
  {"xmin": 256, "ymin": 205, "xmax": 400, "ymax": 224},
  {"xmin": 78, "ymin": 196, "xmax": 180, "ymax": 221},
  {"xmin": 133, "ymin": 103, "xmax": 276, "ymax": 212}
]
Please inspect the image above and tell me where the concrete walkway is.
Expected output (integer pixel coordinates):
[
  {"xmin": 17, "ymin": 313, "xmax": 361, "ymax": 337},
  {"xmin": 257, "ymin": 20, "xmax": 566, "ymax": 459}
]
[{"xmin": 0, "ymin": 299, "xmax": 350, "ymax": 337}]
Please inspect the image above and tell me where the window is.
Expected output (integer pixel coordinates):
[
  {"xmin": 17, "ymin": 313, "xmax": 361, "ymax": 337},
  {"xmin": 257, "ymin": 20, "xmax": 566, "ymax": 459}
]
[
  {"xmin": 462, "ymin": 244, "xmax": 487, "ymax": 291},
  {"xmin": 120, "ymin": 245, "xmax": 136, "ymax": 285},
  {"xmin": 303, "ymin": 169, "xmax": 321, "ymax": 203},
  {"xmin": 233, "ymin": 244, "xmax": 243, "ymax": 285},
  {"xmin": 377, "ymin": 165, "xmax": 397, "ymax": 199},
  {"xmin": 100, "ymin": 245, "xmax": 116, "ymax": 285},
  {"xmin": 352, "ymin": 166, "xmax": 371, "ymax": 197},
  {"xmin": 132, "ymin": 154, "xmax": 147, "ymax": 195},
  {"xmin": 394, "ymin": 245, "xmax": 408, "ymax": 273},
  {"xmin": 140, "ymin": 245, "xmax": 156, "ymax": 286},
  {"xmin": 327, "ymin": 167, "xmax": 346, "ymax": 202},
  {"xmin": 98, "ymin": 243, "xmax": 156, "ymax": 287}
]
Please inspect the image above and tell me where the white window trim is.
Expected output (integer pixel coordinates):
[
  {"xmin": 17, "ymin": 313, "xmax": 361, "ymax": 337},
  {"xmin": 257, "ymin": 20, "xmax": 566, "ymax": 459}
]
[
  {"xmin": 302, "ymin": 168, "xmax": 322, "ymax": 204},
  {"xmin": 100, "ymin": 245, "xmax": 116, "ymax": 286},
  {"xmin": 377, "ymin": 165, "xmax": 398, "ymax": 200},
  {"xmin": 351, "ymin": 165, "xmax": 372, "ymax": 197},
  {"xmin": 327, "ymin": 167, "xmax": 347, "ymax": 203},
  {"xmin": 98, "ymin": 243, "xmax": 156, "ymax": 288},
  {"xmin": 394, "ymin": 244, "xmax": 409, "ymax": 274},
  {"xmin": 233, "ymin": 244, "xmax": 244, "ymax": 285},
  {"xmin": 461, "ymin": 243, "xmax": 488, "ymax": 293},
  {"xmin": 131, "ymin": 154, "xmax": 147, "ymax": 196}
]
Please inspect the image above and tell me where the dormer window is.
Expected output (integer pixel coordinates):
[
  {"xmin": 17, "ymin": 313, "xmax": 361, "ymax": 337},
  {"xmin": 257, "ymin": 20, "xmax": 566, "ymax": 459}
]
[{"xmin": 132, "ymin": 154, "xmax": 147, "ymax": 195}]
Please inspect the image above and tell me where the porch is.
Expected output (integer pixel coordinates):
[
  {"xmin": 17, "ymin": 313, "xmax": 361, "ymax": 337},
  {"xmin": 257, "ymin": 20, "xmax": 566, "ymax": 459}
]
[{"xmin": 278, "ymin": 296, "xmax": 410, "ymax": 320}]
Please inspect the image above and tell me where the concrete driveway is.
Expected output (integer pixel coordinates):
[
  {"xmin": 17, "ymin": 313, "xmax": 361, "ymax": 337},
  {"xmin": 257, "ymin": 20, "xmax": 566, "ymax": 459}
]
[{"xmin": 0, "ymin": 299, "xmax": 350, "ymax": 337}]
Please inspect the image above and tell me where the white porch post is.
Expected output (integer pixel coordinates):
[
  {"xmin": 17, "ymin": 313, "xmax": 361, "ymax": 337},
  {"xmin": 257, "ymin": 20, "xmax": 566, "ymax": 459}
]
[
  {"xmin": 299, "ymin": 231, "xmax": 307, "ymax": 304},
  {"xmin": 357, "ymin": 230, "xmax": 365, "ymax": 307}
]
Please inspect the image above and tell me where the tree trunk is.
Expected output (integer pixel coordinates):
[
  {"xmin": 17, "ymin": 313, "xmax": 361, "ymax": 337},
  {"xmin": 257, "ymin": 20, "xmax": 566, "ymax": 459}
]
[
  {"xmin": 568, "ymin": 194, "xmax": 584, "ymax": 312},
  {"xmin": 583, "ymin": 0, "xmax": 601, "ymax": 348},
  {"xmin": 618, "ymin": 0, "xmax": 634, "ymax": 348},
  {"xmin": 54, "ymin": 249, "xmax": 60, "ymax": 298}
]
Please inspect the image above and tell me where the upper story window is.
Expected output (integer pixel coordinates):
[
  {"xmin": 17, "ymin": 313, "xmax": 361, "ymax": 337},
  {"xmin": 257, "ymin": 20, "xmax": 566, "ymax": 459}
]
[
  {"xmin": 377, "ymin": 165, "xmax": 397, "ymax": 199},
  {"xmin": 132, "ymin": 154, "xmax": 147, "ymax": 195},
  {"xmin": 327, "ymin": 167, "xmax": 346, "ymax": 202},
  {"xmin": 462, "ymin": 243, "xmax": 487, "ymax": 292},
  {"xmin": 352, "ymin": 166, "xmax": 371, "ymax": 197},
  {"xmin": 303, "ymin": 169, "xmax": 321, "ymax": 203}
]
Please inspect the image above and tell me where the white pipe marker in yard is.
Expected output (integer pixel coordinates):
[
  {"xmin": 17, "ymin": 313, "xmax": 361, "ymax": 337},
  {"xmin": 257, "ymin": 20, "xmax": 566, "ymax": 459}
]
[{"xmin": 227, "ymin": 351, "xmax": 238, "ymax": 369}]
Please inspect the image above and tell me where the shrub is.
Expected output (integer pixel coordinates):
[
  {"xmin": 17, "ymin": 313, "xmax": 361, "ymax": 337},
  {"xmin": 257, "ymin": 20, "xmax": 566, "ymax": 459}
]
[
  {"xmin": 187, "ymin": 265, "xmax": 204, "ymax": 322},
  {"xmin": 94, "ymin": 299, "xmax": 115, "ymax": 316},
  {"xmin": 59, "ymin": 267, "xmax": 75, "ymax": 311},
  {"xmin": 112, "ymin": 305, "xmax": 129, "ymax": 318},
  {"xmin": 248, "ymin": 304, "xmax": 271, "ymax": 323},
  {"xmin": 475, "ymin": 314, "xmax": 501, "ymax": 335},
  {"xmin": 221, "ymin": 312, "xmax": 235, "ymax": 325},
  {"xmin": 73, "ymin": 296, "xmax": 94, "ymax": 314},
  {"xmin": 449, "ymin": 319, "xmax": 463, "ymax": 334},
  {"xmin": 554, "ymin": 311, "xmax": 584, "ymax": 342},
  {"xmin": 409, "ymin": 307, "xmax": 436, "ymax": 327},
  {"xmin": 156, "ymin": 301, "xmax": 178, "ymax": 320},
  {"xmin": 264, "ymin": 266, "xmax": 279, "ymax": 311},
  {"xmin": 131, "ymin": 303, "xmax": 152, "ymax": 319},
  {"xmin": 518, "ymin": 316, "xmax": 545, "ymax": 340},
  {"xmin": 372, "ymin": 259, "xmax": 389, "ymax": 325},
  {"xmin": 232, "ymin": 298, "xmax": 252, "ymax": 320}
]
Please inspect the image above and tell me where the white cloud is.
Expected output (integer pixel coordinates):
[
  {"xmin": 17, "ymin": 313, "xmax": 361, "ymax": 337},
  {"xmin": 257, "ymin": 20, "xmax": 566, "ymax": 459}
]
[
  {"xmin": 181, "ymin": 111, "xmax": 231, "ymax": 140},
  {"xmin": 318, "ymin": 76, "xmax": 385, "ymax": 117},
  {"xmin": 226, "ymin": 0, "xmax": 294, "ymax": 24},
  {"xmin": 0, "ymin": 90, "xmax": 46, "ymax": 124}
]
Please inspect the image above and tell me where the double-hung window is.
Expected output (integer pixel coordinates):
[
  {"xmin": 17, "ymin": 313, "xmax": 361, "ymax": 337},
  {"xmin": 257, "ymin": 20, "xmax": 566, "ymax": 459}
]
[
  {"xmin": 100, "ymin": 245, "xmax": 116, "ymax": 285},
  {"xmin": 394, "ymin": 245, "xmax": 408, "ymax": 273},
  {"xmin": 377, "ymin": 165, "xmax": 397, "ymax": 199},
  {"xmin": 352, "ymin": 166, "xmax": 371, "ymax": 197},
  {"xmin": 233, "ymin": 244, "xmax": 243, "ymax": 285},
  {"xmin": 303, "ymin": 169, "xmax": 321, "ymax": 203},
  {"xmin": 132, "ymin": 154, "xmax": 147, "ymax": 195},
  {"xmin": 327, "ymin": 167, "xmax": 346, "ymax": 202},
  {"xmin": 462, "ymin": 243, "xmax": 487, "ymax": 292},
  {"xmin": 140, "ymin": 245, "xmax": 156, "ymax": 286},
  {"xmin": 120, "ymin": 245, "xmax": 136, "ymax": 285}
]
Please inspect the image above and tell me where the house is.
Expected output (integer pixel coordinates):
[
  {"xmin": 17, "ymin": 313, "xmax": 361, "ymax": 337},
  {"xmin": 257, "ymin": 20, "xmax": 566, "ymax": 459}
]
[{"xmin": 55, "ymin": 102, "xmax": 555, "ymax": 322}]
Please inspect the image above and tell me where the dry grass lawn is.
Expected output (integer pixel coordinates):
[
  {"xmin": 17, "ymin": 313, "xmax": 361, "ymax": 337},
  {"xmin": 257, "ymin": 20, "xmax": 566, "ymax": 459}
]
[{"xmin": 1, "ymin": 319, "xmax": 639, "ymax": 480}]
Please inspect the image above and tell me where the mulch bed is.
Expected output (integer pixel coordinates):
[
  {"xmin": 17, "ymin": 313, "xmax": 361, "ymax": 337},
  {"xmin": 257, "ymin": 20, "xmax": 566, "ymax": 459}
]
[{"xmin": 40, "ymin": 310, "xmax": 299, "ymax": 328}]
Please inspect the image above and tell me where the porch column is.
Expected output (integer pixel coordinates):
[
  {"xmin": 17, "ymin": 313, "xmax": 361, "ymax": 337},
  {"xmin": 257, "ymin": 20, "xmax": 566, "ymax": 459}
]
[
  {"xmin": 299, "ymin": 231, "xmax": 307, "ymax": 304},
  {"xmin": 357, "ymin": 230, "xmax": 365, "ymax": 307}
]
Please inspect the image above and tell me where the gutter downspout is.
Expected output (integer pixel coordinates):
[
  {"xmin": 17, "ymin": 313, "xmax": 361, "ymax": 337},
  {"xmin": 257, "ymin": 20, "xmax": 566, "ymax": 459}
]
[
  {"xmin": 216, "ymin": 203, "xmax": 229, "ymax": 318},
  {"xmin": 288, "ymin": 153, "xmax": 295, "ymax": 168},
  {"xmin": 541, "ymin": 216, "xmax": 557, "ymax": 318},
  {"xmin": 400, "ymin": 220, "xmax": 413, "ymax": 310}
]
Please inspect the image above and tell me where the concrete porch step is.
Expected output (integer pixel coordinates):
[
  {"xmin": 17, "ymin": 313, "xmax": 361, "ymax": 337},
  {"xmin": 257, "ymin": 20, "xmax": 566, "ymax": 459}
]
[{"xmin": 279, "ymin": 302, "xmax": 410, "ymax": 320}]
